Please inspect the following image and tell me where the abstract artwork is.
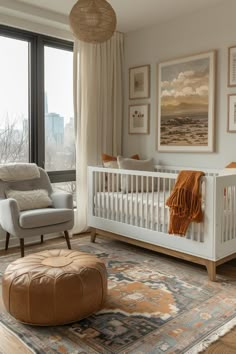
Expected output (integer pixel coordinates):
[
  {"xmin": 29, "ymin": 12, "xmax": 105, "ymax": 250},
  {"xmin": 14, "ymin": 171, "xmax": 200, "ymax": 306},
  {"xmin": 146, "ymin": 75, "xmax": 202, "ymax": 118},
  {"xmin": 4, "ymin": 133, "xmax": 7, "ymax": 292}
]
[{"xmin": 129, "ymin": 65, "xmax": 150, "ymax": 99}]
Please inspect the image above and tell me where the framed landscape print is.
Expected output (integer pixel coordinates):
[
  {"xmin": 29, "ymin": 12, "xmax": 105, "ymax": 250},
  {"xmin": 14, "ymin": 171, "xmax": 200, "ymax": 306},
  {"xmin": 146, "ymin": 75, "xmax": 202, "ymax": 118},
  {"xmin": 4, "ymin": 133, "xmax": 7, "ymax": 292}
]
[
  {"xmin": 228, "ymin": 46, "xmax": 236, "ymax": 87},
  {"xmin": 129, "ymin": 104, "xmax": 149, "ymax": 134},
  {"xmin": 228, "ymin": 94, "xmax": 236, "ymax": 132},
  {"xmin": 157, "ymin": 51, "xmax": 216, "ymax": 152},
  {"xmin": 129, "ymin": 65, "xmax": 150, "ymax": 99}
]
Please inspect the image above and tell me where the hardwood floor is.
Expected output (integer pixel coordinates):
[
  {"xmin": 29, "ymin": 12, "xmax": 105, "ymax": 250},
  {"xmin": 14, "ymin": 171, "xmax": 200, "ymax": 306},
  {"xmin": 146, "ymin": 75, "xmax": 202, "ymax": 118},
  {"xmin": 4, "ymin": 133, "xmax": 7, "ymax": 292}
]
[{"xmin": 0, "ymin": 235, "xmax": 236, "ymax": 354}]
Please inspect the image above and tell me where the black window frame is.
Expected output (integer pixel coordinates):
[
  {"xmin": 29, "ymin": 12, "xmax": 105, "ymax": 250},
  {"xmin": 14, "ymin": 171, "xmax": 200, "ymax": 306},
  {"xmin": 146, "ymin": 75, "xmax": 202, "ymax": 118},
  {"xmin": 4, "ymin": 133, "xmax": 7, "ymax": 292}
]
[{"xmin": 0, "ymin": 24, "xmax": 75, "ymax": 184}]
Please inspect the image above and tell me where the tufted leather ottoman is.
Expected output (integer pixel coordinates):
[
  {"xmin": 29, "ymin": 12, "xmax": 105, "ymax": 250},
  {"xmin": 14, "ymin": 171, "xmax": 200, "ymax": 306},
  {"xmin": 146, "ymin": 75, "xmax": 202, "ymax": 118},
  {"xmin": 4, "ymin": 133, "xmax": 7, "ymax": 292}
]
[{"xmin": 2, "ymin": 249, "xmax": 107, "ymax": 326}]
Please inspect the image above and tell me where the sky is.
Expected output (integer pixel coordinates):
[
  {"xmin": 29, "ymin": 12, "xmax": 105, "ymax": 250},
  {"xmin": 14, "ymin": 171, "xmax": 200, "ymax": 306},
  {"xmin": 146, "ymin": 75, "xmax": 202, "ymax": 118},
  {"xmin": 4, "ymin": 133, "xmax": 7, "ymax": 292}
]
[
  {"xmin": 0, "ymin": 36, "xmax": 73, "ymax": 128},
  {"xmin": 161, "ymin": 57, "xmax": 209, "ymax": 113}
]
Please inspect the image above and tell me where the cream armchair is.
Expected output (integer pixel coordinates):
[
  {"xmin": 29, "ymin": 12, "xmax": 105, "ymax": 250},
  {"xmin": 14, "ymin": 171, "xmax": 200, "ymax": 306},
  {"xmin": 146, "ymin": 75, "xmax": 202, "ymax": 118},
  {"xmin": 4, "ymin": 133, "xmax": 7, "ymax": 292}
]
[{"xmin": 0, "ymin": 167, "xmax": 74, "ymax": 257}]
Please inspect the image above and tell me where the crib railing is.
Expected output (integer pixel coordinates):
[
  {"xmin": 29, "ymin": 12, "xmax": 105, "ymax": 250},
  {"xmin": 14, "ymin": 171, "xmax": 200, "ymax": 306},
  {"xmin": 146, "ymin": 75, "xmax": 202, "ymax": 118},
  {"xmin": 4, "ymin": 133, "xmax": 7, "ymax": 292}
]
[
  {"xmin": 215, "ymin": 174, "xmax": 236, "ymax": 258},
  {"xmin": 155, "ymin": 164, "xmax": 219, "ymax": 177},
  {"xmin": 88, "ymin": 166, "xmax": 206, "ymax": 242}
]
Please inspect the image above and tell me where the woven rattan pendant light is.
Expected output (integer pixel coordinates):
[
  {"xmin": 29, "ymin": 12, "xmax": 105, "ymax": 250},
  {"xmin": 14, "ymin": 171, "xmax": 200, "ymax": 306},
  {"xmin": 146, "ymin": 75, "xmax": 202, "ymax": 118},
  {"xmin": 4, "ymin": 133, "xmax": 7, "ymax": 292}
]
[{"xmin": 69, "ymin": 0, "xmax": 117, "ymax": 44}]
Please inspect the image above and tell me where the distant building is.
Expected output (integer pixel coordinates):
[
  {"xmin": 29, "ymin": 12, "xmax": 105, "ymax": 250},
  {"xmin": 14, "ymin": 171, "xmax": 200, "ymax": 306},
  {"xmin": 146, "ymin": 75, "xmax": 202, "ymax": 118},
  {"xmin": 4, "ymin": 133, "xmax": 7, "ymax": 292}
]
[
  {"xmin": 45, "ymin": 92, "xmax": 49, "ymax": 115},
  {"xmin": 64, "ymin": 117, "xmax": 74, "ymax": 147},
  {"xmin": 45, "ymin": 113, "xmax": 64, "ymax": 145}
]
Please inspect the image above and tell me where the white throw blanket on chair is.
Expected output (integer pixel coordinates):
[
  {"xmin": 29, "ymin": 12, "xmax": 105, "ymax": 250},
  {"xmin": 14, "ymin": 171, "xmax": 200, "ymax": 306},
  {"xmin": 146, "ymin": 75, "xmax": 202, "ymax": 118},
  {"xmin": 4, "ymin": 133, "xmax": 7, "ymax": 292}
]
[{"xmin": 0, "ymin": 163, "xmax": 40, "ymax": 181}]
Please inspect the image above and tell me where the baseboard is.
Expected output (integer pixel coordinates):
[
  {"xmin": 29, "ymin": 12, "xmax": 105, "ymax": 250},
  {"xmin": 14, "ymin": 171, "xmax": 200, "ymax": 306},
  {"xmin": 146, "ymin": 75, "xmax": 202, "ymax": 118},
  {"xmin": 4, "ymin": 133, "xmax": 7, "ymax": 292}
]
[{"xmin": 0, "ymin": 232, "xmax": 64, "ymax": 251}]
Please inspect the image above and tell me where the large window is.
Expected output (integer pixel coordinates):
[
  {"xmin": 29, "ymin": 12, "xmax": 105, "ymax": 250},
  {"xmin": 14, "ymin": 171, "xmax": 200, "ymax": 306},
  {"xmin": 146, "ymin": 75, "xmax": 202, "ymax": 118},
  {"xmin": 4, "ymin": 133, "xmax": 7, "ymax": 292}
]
[
  {"xmin": 44, "ymin": 46, "xmax": 75, "ymax": 172},
  {"xmin": 0, "ymin": 25, "xmax": 75, "ymax": 185},
  {"xmin": 0, "ymin": 36, "xmax": 29, "ymax": 163}
]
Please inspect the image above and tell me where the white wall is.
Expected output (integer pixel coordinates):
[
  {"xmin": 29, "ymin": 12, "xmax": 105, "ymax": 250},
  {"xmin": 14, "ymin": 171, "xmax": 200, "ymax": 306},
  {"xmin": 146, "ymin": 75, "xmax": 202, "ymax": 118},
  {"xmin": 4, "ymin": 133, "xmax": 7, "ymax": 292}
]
[{"xmin": 123, "ymin": 0, "xmax": 236, "ymax": 168}]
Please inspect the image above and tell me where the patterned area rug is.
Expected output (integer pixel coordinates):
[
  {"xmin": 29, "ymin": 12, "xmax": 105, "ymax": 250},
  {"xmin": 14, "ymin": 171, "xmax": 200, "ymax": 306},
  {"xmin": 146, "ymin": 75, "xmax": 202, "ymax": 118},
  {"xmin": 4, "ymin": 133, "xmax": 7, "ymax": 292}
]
[{"xmin": 0, "ymin": 235, "xmax": 236, "ymax": 354}]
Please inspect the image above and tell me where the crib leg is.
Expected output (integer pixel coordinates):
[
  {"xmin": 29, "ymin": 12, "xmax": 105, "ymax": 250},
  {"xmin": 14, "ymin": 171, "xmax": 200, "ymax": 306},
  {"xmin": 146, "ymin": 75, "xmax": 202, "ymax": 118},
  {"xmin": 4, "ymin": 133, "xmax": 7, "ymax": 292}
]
[
  {"xmin": 206, "ymin": 261, "xmax": 216, "ymax": 281},
  {"xmin": 91, "ymin": 228, "xmax": 97, "ymax": 243}
]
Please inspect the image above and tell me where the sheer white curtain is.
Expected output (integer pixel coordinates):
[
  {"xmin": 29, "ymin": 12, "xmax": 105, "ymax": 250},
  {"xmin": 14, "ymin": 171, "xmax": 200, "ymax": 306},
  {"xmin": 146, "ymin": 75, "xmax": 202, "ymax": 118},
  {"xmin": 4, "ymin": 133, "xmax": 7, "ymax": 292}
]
[{"xmin": 73, "ymin": 32, "xmax": 124, "ymax": 234}]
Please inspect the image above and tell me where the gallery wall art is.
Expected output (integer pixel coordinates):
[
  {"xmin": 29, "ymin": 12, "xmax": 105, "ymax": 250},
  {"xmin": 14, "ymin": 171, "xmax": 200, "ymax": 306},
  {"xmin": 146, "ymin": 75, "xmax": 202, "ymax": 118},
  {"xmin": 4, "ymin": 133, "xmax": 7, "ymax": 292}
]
[
  {"xmin": 129, "ymin": 65, "xmax": 150, "ymax": 99},
  {"xmin": 129, "ymin": 104, "xmax": 149, "ymax": 134},
  {"xmin": 228, "ymin": 94, "xmax": 236, "ymax": 132},
  {"xmin": 228, "ymin": 45, "xmax": 236, "ymax": 87},
  {"xmin": 157, "ymin": 51, "xmax": 216, "ymax": 152}
]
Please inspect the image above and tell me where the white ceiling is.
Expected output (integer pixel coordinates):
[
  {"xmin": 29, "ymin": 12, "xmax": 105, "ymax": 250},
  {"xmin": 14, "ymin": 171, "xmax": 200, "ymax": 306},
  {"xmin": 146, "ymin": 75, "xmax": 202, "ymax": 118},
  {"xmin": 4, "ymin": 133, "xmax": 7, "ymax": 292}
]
[{"xmin": 3, "ymin": 0, "xmax": 225, "ymax": 32}]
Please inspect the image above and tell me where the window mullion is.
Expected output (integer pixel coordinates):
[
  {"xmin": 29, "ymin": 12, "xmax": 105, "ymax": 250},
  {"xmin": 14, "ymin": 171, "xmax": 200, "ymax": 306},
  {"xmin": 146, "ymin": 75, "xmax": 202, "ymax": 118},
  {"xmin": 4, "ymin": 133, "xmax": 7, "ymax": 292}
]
[
  {"xmin": 36, "ymin": 36, "xmax": 45, "ymax": 169},
  {"xmin": 29, "ymin": 37, "xmax": 37, "ymax": 163}
]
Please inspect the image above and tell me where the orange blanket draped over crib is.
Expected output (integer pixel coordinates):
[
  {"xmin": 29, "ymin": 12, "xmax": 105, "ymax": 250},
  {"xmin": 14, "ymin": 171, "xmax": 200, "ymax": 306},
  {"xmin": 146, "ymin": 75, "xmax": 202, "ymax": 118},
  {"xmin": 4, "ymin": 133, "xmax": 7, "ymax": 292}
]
[{"xmin": 166, "ymin": 170, "xmax": 205, "ymax": 236}]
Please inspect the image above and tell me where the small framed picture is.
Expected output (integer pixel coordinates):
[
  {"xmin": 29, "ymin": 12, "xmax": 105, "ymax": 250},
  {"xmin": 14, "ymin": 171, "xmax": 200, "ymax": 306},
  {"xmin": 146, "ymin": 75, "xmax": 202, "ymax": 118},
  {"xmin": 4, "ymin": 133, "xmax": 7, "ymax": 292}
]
[
  {"xmin": 228, "ymin": 46, "xmax": 236, "ymax": 87},
  {"xmin": 228, "ymin": 94, "xmax": 236, "ymax": 132},
  {"xmin": 129, "ymin": 65, "xmax": 150, "ymax": 99},
  {"xmin": 129, "ymin": 104, "xmax": 149, "ymax": 134}
]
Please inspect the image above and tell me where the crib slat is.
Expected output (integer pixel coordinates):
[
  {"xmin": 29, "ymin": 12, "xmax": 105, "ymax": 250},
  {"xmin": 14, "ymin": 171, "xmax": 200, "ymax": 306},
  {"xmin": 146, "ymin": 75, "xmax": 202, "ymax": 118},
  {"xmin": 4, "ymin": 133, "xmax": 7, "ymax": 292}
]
[
  {"xmin": 121, "ymin": 175, "xmax": 124, "ymax": 223},
  {"xmin": 116, "ymin": 173, "xmax": 119, "ymax": 222},
  {"xmin": 98, "ymin": 172, "xmax": 102, "ymax": 218},
  {"xmin": 104, "ymin": 173, "xmax": 111, "ymax": 219},
  {"xmin": 141, "ymin": 176, "xmax": 144, "ymax": 228},
  {"xmin": 94, "ymin": 172, "xmax": 97, "ymax": 217},
  {"xmin": 200, "ymin": 221, "xmax": 203, "ymax": 242},
  {"xmin": 126, "ymin": 174, "xmax": 128, "ymax": 224},
  {"xmin": 135, "ymin": 175, "xmax": 138, "ymax": 226},
  {"xmin": 157, "ymin": 177, "xmax": 160, "ymax": 232},
  {"xmin": 111, "ymin": 173, "xmax": 114, "ymax": 221},
  {"xmin": 223, "ymin": 189, "xmax": 227, "ymax": 243},
  {"xmin": 222, "ymin": 189, "xmax": 225, "ymax": 243},
  {"xmin": 229, "ymin": 186, "xmax": 233, "ymax": 240},
  {"xmin": 146, "ymin": 177, "xmax": 149, "ymax": 228},
  {"xmin": 163, "ymin": 177, "xmax": 166, "ymax": 232},
  {"xmin": 226, "ymin": 188, "xmax": 229, "ymax": 242},
  {"xmin": 151, "ymin": 177, "xmax": 154, "ymax": 230},
  {"xmin": 131, "ymin": 174, "xmax": 134, "ymax": 225}
]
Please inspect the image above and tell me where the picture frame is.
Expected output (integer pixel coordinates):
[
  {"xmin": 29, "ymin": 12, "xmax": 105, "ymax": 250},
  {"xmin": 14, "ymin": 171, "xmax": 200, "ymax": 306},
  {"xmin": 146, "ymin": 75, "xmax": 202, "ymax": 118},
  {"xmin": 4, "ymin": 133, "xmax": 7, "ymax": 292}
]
[
  {"xmin": 129, "ymin": 65, "xmax": 150, "ymax": 99},
  {"xmin": 227, "ymin": 94, "xmax": 236, "ymax": 132},
  {"xmin": 157, "ymin": 50, "xmax": 216, "ymax": 152},
  {"xmin": 228, "ymin": 46, "xmax": 236, "ymax": 87},
  {"xmin": 129, "ymin": 104, "xmax": 149, "ymax": 134}
]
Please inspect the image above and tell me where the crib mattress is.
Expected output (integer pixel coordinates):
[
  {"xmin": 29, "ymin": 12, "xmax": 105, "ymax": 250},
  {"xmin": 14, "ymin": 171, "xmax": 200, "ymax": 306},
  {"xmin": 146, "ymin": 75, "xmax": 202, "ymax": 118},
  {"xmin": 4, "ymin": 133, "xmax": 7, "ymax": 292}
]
[{"xmin": 94, "ymin": 191, "xmax": 169, "ymax": 226}]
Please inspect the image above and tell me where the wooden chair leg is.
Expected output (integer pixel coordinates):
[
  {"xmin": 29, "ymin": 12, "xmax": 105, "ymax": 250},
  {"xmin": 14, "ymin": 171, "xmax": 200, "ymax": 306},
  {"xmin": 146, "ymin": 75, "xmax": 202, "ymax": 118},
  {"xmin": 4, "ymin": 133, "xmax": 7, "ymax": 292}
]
[
  {"xmin": 5, "ymin": 232, "xmax": 10, "ymax": 251},
  {"xmin": 41, "ymin": 235, "xmax": 44, "ymax": 244},
  {"xmin": 20, "ymin": 238, "xmax": 24, "ymax": 257},
  {"xmin": 91, "ymin": 228, "xmax": 97, "ymax": 243},
  {"xmin": 64, "ymin": 231, "xmax": 71, "ymax": 250}
]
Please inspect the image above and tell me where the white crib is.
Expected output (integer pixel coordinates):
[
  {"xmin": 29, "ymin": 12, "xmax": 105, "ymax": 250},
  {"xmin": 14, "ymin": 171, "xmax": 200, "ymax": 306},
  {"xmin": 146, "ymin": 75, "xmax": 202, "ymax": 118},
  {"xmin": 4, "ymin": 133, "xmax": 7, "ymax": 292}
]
[{"xmin": 88, "ymin": 165, "xmax": 236, "ymax": 281}]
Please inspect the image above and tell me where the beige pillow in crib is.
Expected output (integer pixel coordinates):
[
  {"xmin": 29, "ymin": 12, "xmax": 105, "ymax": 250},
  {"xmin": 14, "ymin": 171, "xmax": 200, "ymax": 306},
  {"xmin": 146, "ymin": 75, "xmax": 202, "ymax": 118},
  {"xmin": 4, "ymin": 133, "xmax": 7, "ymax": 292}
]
[
  {"xmin": 102, "ymin": 153, "xmax": 140, "ymax": 191},
  {"xmin": 5, "ymin": 189, "xmax": 52, "ymax": 211},
  {"xmin": 117, "ymin": 156, "xmax": 154, "ymax": 193}
]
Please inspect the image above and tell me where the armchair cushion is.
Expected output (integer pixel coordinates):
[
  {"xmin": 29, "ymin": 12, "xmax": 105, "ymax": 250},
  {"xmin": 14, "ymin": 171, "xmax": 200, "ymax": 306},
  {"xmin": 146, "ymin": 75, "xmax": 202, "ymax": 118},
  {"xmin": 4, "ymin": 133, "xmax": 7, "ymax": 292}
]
[
  {"xmin": 5, "ymin": 189, "xmax": 52, "ymax": 211},
  {"xmin": 19, "ymin": 208, "xmax": 73, "ymax": 229}
]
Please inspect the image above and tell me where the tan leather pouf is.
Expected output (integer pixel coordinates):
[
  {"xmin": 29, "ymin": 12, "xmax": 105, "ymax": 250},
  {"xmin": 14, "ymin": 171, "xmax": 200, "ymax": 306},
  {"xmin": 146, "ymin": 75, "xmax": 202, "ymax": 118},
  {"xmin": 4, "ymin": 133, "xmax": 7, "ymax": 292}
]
[{"xmin": 2, "ymin": 249, "xmax": 107, "ymax": 326}]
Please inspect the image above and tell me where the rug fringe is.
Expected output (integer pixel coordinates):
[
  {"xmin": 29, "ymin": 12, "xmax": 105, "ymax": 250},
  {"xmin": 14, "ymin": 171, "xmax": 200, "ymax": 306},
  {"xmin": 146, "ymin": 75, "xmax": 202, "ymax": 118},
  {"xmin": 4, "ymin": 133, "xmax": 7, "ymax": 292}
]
[{"xmin": 185, "ymin": 316, "xmax": 236, "ymax": 354}]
